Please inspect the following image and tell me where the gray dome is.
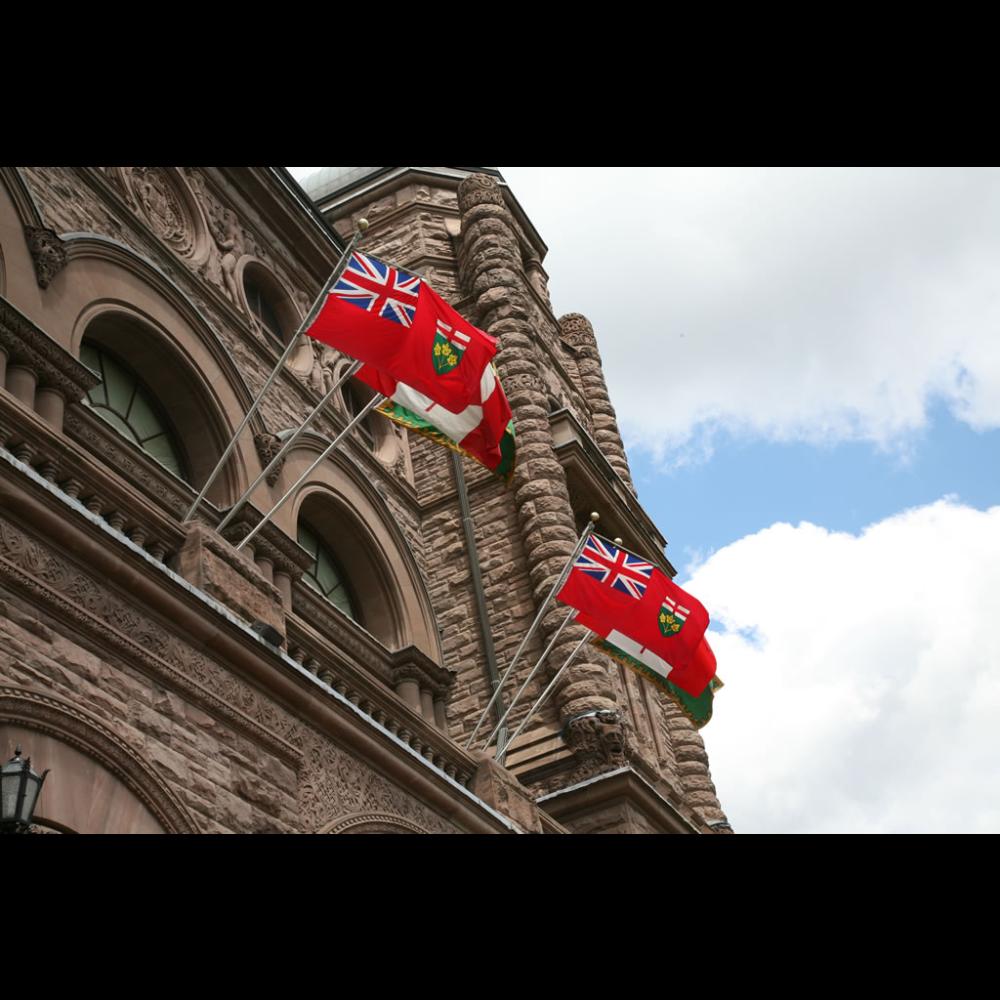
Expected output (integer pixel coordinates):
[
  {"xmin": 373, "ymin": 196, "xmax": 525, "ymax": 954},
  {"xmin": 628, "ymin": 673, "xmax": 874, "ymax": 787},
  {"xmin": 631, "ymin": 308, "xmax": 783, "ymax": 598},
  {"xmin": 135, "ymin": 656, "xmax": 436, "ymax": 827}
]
[{"xmin": 296, "ymin": 167, "xmax": 387, "ymax": 202}]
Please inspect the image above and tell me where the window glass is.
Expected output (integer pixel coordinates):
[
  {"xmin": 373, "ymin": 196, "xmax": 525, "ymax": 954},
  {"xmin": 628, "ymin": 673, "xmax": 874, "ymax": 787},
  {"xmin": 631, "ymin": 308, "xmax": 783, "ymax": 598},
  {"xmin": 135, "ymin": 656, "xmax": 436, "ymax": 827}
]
[
  {"xmin": 297, "ymin": 522, "xmax": 358, "ymax": 621},
  {"xmin": 81, "ymin": 342, "xmax": 187, "ymax": 481},
  {"xmin": 245, "ymin": 277, "xmax": 284, "ymax": 342}
]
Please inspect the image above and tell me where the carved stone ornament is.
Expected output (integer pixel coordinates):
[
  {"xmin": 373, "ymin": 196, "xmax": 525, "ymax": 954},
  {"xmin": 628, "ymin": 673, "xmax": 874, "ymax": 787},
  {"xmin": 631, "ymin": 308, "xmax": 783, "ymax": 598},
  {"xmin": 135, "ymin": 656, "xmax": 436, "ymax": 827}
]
[
  {"xmin": 253, "ymin": 431, "xmax": 286, "ymax": 486},
  {"xmin": 318, "ymin": 811, "xmax": 433, "ymax": 834},
  {"xmin": 558, "ymin": 312, "xmax": 597, "ymax": 354},
  {"xmin": 457, "ymin": 173, "xmax": 505, "ymax": 213},
  {"xmin": 298, "ymin": 730, "xmax": 459, "ymax": 834},
  {"xmin": 561, "ymin": 709, "xmax": 628, "ymax": 784},
  {"xmin": 125, "ymin": 167, "xmax": 196, "ymax": 257},
  {"xmin": 23, "ymin": 226, "xmax": 67, "ymax": 289}
]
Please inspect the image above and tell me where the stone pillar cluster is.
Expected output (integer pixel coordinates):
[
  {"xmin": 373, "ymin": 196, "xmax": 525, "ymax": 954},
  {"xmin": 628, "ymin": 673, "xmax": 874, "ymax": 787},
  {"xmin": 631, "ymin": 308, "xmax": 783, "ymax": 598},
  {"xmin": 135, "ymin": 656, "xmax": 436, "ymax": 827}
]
[
  {"xmin": 0, "ymin": 299, "xmax": 97, "ymax": 435},
  {"xmin": 457, "ymin": 174, "xmax": 624, "ymax": 761},
  {"xmin": 390, "ymin": 658, "xmax": 453, "ymax": 731},
  {"xmin": 558, "ymin": 313, "xmax": 635, "ymax": 493}
]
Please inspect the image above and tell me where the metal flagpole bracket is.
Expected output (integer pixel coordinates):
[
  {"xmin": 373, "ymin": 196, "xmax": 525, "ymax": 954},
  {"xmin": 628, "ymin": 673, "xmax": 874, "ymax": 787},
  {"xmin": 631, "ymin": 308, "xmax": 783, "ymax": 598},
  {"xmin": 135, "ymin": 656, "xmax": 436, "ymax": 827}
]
[
  {"xmin": 481, "ymin": 605, "xmax": 576, "ymax": 755},
  {"xmin": 235, "ymin": 392, "xmax": 384, "ymax": 553},
  {"xmin": 498, "ymin": 630, "xmax": 593, "ymax": 762},
  {"xmin": 182, "ymin": 221, "xmax": 368, "ymax": 525},
  {"xmin": 216, "ymin": 359, "xmax": 363, "ymax": 534},
  {"xmin": 464, "ymin": 511, "xmax": 599, "ymax": 750}
]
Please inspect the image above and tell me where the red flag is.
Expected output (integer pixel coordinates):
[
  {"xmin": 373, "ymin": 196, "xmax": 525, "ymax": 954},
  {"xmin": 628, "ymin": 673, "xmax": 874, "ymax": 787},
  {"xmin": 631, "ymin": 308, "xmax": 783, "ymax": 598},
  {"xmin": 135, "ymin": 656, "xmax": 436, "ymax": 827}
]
[
  {"xmin": 355, "ymin": 362, "xmax": 515, "ymax": 480},
  {"xmin": 557, "ymin": 534, "xmax": 715, "ymax": 696},
  {"xmin": 306, "ymin": 250, "xmax": 497, "ymax": 413}
]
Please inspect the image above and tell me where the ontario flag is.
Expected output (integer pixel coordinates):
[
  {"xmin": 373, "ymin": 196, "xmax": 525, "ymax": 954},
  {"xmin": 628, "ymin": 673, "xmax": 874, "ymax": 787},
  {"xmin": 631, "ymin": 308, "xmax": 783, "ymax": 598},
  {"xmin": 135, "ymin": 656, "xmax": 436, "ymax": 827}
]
[
  {"xmin": 307, "ymin": 250, "xmax": 514, "ymax": 479},
  {"xmin": 356, "ymin": 363, "xmax": 516, "ymax": 482},
  {"xmin": 556, "ymin": 534, "xmax": 715, "ymax": 697},
  {"xmin": 307, "ymin": 250, "xmax": 497, "ymax": 413}
]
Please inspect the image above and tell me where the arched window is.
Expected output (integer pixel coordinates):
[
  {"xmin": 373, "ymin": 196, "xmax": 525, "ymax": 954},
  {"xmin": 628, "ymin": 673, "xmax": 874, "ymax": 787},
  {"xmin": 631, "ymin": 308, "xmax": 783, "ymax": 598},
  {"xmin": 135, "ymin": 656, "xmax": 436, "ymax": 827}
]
[
  {"xmin": 297, "ymin": 521, "xmax": 359, "ymax": 622},
  {"xmin": 342, "ymin": 379, "xmax": 377, "ymax": 450},
  {"xmin": 244, "ymin": 276, "xmax": 283, "ymax": 342},
  {"xmin": 80, "ymin": 341, "xmax": 187, "ymax": 481},
  {"xmin": 242, "ymin": 263, "xmax": 297, "ymax": 346}
]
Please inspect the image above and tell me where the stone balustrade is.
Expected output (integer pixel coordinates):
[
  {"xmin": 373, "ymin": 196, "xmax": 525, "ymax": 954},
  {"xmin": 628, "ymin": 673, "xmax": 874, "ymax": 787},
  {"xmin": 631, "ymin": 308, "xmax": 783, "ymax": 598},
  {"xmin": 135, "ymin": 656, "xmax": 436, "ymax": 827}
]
[{"xmin": 289, "ymin": 581, "xmax": 470, "ymax": 784}]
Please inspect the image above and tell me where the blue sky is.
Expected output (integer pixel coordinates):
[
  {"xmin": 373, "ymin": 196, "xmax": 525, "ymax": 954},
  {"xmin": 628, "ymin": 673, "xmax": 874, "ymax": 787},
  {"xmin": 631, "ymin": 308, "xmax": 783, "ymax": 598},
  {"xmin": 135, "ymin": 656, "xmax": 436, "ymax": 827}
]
[
  {"xmin": 632, "ymin": 401, "xmax": 1000, "ymax": 575},
  {"xmin": 496, "ymin": 167, "xmax": 1000, "ymax": 834}
]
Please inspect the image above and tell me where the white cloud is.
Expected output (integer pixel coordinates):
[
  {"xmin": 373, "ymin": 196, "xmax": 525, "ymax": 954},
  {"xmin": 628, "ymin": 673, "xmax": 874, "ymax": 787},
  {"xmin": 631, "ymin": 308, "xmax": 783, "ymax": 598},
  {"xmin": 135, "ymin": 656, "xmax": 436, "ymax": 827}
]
[
  {"xmin": 501, "ymin": 167, "xmax": 1000, "ymax": 460},
  {"xmin": 682, "ymin": 498, "xmax": 1000, "ymax": 833}
]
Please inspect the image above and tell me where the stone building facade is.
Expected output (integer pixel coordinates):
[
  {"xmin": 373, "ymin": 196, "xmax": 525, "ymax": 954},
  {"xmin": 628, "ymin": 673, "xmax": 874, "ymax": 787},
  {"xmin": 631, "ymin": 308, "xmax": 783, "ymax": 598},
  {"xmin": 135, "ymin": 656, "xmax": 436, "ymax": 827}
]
[{"xmin": 0, "ymin": 166, "xmax": 728, "ymax": 833}]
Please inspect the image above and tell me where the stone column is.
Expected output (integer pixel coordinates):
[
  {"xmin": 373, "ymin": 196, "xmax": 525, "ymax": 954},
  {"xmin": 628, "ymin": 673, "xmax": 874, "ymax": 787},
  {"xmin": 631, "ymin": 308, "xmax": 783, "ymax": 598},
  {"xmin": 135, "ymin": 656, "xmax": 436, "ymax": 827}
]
[
  {"xmin": 433, "ymin": 695, "xmax": 447, "ymax": 731},
  {"xmin": 255, "ymin": 555, "xmax": 274, "ymax": 585},
  {"xmin": 396, "ymin": 676, "xmax": 422, "ymax": 716},
  {"xmin": 6, "ymin": 364, "xmax": 37, "ymax": 409},
  {"xmin": 420, "ymin": 688, "xmax": 436, "ymax": 725},
  {"xmin": 457, "ymin": 174, "xmax": 624, "ymax": 769},
  {"xmin": 274, "ymin": 570, "xmax": 293, "ymax": 610},
  {"xmin": 35, "ymin": 387, "xmax": 66, "ymax": 431},
  {"xmin": 665, "ymin": 703, "xmax": 728, "ymax": 825},
  {"xmin": 559, "ymin": 314, "xmax": 635, "ymax": 493}
]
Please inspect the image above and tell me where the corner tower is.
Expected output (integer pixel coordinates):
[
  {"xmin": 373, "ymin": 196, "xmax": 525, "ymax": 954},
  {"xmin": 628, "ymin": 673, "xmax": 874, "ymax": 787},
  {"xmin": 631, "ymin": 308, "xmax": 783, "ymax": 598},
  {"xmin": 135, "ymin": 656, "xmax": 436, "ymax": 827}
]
[{"xmin": 301, "ymin": 166, "xmax": 729, "ymax": 833}]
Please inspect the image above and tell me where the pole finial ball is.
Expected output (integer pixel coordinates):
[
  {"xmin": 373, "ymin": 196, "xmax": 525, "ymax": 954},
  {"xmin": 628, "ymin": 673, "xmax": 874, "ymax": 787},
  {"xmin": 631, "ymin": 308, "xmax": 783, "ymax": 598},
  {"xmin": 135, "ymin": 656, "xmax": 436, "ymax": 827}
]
[
  {"xmin": 614, "ymin": 538, "xmax": 623, "ymax": 545},
  {"xmin": 590, "ymin": 512, "xmax": 600, "ymax": 523},
  {"xmin": 357, "ymin": 218, "xmax": 370, "ymax": 232}
]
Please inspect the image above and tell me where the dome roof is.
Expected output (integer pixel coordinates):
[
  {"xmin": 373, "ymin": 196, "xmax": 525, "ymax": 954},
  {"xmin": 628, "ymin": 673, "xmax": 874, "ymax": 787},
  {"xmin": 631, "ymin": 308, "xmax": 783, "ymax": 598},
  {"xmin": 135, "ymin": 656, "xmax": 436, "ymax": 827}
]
[
  {"xmin": 293, "ymin": 167, "xmax": 503, "ymax": 205},
  {"xmin": 296, "ymin": 167, "xmax": 387, "ymax": 202}
]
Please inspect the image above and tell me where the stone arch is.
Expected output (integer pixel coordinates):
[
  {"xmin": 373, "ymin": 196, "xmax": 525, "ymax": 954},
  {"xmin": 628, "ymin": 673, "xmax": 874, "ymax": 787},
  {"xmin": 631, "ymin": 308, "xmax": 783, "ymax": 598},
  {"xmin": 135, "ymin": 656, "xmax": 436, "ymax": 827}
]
[
  {"xmin": 318, "ymin": 811, "xmax": 432, "ymax": 834},
  {"xmin": 237, "ymin": 255, "xmax": 302, "ymax": 346},
  {"xmin": 73, "ymin": 300, "xmax": 240, "ymax": 505},
  {"xmin": 279, "ymin": 443, "xmax": 442, "ymax": 660},
  {"xmin": 0, "ymin": 686, "xmax": 198, "ymax": 833}
]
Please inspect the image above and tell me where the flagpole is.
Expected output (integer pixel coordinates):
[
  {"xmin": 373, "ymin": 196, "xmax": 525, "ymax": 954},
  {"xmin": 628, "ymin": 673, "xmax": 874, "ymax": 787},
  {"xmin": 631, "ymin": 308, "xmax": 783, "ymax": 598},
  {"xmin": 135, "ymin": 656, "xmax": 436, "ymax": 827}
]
[
  {"xmin": 234, "ymin": 392, "xmax": 384, "ymax": 552},
  {"xmin": 479, "ymin": 605, "xmax": 577, "ymax": 754},
  {"xmin": 497, "ymin": 630, "xmax": 592, "ymax": 764},
  {"xmin": 182, "ymin": 221, "xmax": 369, "ymax": 524},
  {"xmin": 216, "ymin": 359, "xmax": 363, "ymax": 534},
  {"xmin": 463, "ymin": 513, "xmax": 599, "ymax": 751}
]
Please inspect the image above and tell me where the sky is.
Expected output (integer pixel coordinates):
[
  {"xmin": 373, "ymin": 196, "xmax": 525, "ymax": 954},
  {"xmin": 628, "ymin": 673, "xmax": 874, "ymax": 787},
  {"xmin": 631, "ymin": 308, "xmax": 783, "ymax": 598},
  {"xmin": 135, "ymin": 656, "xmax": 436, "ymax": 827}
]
[
  {"xmin": 498, "ymin": 167, "xmax": 1000, "ymax": 835},
  {"xmin": 291, "ymin": 167, "xmax": 1000, "ymax": 834}
]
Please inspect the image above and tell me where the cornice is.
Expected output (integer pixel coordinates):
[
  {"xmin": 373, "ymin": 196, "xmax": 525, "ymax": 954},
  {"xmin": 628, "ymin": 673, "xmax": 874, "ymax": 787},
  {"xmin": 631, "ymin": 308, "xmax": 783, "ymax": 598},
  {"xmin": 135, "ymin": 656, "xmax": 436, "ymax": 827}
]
[{"xmin": 0, "ymin": 296, "xmax": 100, "ymax": 401}]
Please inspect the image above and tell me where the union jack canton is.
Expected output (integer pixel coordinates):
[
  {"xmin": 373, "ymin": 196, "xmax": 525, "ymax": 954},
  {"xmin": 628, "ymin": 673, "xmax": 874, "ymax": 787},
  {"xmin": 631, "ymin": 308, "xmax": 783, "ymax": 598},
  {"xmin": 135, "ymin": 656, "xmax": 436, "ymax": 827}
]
[
  {"xmin": 330, "ymin": 251, "xmax": 421, "ymax": 327},
  {"xmin": 575, "ymin": 536, "xmax": 655, "ymax": 600}
]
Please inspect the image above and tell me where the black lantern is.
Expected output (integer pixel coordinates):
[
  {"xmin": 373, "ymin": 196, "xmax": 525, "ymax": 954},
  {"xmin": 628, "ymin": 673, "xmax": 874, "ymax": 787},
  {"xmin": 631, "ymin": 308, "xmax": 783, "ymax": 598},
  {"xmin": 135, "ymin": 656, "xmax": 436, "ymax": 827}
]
[{"xmin": 0, "ymin": 747, "xmax": 49, "ymax": 833}]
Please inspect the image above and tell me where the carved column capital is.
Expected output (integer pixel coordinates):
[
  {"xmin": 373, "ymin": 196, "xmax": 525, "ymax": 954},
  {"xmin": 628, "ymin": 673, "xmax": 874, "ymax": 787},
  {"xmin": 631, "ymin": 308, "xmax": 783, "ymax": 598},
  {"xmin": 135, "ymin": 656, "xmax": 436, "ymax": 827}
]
[
  {"xmin": 558, "ymin": 312, "xmax": 599, "ymax": 358},
  {"xmin": 457, "ymin": 173, "xmax": 505, "ymax": 212}
]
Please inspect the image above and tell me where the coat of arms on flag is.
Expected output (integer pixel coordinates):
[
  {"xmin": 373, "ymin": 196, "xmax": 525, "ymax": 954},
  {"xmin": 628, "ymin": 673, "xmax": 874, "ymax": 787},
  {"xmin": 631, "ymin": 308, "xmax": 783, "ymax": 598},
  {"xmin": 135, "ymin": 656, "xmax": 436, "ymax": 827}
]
[
  {"xmin": 432, "ymin": 320, "xmax": 470, "ymax": 374},
  {"xmin": 658, "ymin": 595, "xmax": 689, "ymax": 637}
]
